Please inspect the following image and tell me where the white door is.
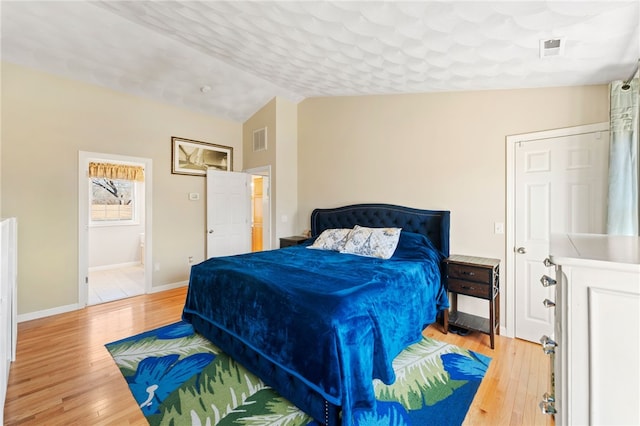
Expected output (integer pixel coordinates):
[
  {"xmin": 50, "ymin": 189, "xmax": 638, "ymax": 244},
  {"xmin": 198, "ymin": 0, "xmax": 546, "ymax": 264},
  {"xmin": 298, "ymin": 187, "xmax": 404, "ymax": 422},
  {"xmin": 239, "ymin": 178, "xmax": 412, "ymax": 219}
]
[
  {"xmin": 206, "ymin": 169, "xmax": 251, "ymax": 258},
  {"xmin": 514, "ymin": 130, "xmax": 609, "ymax": 342}
]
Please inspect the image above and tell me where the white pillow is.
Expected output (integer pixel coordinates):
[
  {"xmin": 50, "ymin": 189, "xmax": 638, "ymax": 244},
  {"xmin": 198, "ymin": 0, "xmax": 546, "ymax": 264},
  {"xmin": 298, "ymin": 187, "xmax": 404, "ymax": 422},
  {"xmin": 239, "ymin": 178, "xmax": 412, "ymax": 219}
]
[
  {"xmin": 307, "ymin": 228, "xmax": 351, "ymax": 251},
  {"xmin": 340, "ymin": 225, "xmax": 402, "ymax": 259}
]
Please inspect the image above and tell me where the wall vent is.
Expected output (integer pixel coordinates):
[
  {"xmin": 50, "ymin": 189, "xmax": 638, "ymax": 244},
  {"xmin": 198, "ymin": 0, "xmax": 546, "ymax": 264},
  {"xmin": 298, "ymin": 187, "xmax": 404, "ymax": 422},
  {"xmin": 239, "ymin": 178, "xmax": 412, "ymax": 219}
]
[
  {"xmin": 539, "ymin": 38, "xmax": 565, "ymax": 58},
  {"xmin": 253, "ymin": 127, "xmax": 267, "ymax": 152}
]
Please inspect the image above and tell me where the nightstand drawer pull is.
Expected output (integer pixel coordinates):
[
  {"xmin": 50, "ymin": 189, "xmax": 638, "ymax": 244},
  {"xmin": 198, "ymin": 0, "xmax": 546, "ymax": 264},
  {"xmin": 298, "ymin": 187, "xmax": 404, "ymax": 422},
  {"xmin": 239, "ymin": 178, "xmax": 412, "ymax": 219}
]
[{"xmin": 462, "ymin": 271, "xmax": 475, "ymax": 276}]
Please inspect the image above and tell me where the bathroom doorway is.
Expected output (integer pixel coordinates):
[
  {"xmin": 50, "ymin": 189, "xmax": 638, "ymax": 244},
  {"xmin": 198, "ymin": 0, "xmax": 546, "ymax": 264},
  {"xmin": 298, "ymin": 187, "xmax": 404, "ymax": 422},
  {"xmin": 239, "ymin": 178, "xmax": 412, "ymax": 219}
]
[{"xmin": 78, "ymin": 151, "xmax": 153, "ymax": 306}]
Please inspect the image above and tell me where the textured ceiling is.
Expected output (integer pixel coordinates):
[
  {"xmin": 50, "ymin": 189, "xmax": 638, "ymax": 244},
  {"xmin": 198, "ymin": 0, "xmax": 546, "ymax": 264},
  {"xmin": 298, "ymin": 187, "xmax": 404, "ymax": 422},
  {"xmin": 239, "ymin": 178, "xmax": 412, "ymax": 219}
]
[{"xmin": 2, "ymin": 1, "xmax": 639, "ymax": 122}]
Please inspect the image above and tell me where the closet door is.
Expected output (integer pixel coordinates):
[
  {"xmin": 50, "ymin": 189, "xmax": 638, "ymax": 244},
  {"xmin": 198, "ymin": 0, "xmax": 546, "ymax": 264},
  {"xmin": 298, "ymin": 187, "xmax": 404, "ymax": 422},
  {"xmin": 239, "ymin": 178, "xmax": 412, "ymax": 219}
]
[
  {"xmin": 514, "ymin": 130, "xmax": 608, "ymax": 342},
  {"xmin": 206, "ymin": 169, "xmax": 251, "ymax": 258}
]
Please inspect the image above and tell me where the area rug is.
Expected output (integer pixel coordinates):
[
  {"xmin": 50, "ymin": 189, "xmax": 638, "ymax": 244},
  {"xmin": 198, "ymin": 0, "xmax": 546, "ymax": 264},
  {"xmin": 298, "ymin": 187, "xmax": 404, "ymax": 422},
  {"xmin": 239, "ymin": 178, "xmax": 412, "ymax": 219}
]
[{"xmin": 106, "ymin": 321, "xmax": 490, "ymax": 426}]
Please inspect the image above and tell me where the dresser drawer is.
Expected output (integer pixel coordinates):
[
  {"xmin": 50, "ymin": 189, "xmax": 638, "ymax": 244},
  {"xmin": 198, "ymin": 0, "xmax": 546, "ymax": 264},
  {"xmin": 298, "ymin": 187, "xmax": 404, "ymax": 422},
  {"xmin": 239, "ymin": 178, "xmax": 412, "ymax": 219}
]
[
  {"xmin": 447, "ymin": 263, "xmax": 492, "ymax": 284},
  {"xmin": 448, "ymin": 278, "xmax": 491, "ymax": 299}
]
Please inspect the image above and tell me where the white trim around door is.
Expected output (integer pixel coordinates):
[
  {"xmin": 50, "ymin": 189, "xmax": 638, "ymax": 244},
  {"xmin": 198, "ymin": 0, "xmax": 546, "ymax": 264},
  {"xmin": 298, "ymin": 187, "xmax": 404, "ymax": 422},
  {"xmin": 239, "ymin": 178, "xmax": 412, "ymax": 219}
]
[
  {"xmin": 78, "ymin": 151, "xmax": 153, "ymax": 307},
  {"xmin": 504, "ymin": 122, "xmax": 609, "ymax": 338},
  {"xmin": 245, "ymin": 165, "xmax": 272, "ymax": 251}
]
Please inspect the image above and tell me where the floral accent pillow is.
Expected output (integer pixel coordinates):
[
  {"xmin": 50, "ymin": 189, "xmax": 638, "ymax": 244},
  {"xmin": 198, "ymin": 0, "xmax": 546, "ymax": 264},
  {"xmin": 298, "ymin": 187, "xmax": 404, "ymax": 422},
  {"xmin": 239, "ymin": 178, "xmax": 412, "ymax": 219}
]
[
  {"xmin": 340, "ymin": 225, "xmax": 402, "ymax": 259},
  {"xmin": 307, "ymin": 228, "xmax": 352, "ymax": 251}
]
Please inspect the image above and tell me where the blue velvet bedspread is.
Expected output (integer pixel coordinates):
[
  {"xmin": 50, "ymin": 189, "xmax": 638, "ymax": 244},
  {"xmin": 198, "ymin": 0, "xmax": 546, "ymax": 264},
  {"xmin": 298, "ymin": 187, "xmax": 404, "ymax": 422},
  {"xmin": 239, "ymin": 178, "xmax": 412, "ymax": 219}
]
[{"xmin": 182, "ymin": 232, "xmax": 448, "ymax": 425}]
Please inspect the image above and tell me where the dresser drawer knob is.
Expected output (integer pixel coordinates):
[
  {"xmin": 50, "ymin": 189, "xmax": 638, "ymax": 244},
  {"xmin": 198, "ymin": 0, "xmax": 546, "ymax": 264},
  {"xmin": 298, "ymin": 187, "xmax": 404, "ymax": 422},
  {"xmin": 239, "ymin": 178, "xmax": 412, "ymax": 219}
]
[
  {"xmin": 462, "ymin": 271, "xmax": 475, "ymax": 277},
  {"xmin": 540, "ymin": 275, "xmax": 557, "ymax": 287},
  {"xmin": 540, "ymin": 335, "xmax": 557, "ymax": 354},
  {"xmin": 542, "ymin": 299, "xmax": 556, "ymax": 308},
  {"xmin": 541, "ymin": 392, "xmax": 555, "ymax": 403},
  {"xmin": 539, "ymin": 395, "xmax": 557, "ymax": 415}
]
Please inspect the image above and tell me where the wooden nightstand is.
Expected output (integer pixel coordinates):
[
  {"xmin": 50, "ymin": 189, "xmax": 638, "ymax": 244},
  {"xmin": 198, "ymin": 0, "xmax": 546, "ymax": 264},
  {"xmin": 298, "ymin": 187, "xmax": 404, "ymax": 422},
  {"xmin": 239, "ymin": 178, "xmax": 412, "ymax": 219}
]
[
  {"xmin": 443, "ymin": 255, "xmax": 500, "ymax": 349},
  {"xmin": 279, "ymin": 235, "xmax": 308, "ymax": 248}
]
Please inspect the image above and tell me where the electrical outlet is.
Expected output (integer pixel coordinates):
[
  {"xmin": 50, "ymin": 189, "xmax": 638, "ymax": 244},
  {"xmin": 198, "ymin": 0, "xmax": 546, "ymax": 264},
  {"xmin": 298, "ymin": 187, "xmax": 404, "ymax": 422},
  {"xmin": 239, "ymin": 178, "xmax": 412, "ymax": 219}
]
[
  {"xmin": 188, "ymin": 256, "xmax": 194, "ymax": 264},
  {"xmin": 154, "ymin": 263, "xmax": 160, "ymax": 272},
  {"xmin": 494, "ymin": 222, "xmax": 504, "ymax": 234}
]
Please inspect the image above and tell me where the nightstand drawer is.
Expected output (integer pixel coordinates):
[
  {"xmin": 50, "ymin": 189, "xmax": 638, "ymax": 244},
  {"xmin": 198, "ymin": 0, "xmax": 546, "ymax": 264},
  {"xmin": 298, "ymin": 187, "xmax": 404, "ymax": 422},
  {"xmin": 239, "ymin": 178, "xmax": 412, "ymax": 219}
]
[
  {"xmin": 447, "ymin": 263, "xmax": 491, "ymax": 284},
  {"xmin": 448, "ymin": 278, "xmax": 491, "ymax": 299}
]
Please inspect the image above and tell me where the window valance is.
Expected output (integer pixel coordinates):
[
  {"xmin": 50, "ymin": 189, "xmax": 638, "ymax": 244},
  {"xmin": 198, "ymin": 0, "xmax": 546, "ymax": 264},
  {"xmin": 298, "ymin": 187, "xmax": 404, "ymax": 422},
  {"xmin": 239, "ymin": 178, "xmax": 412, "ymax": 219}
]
[{"xmin": 89, "ymin": 162, "xmax": 144, "ymax": 182}]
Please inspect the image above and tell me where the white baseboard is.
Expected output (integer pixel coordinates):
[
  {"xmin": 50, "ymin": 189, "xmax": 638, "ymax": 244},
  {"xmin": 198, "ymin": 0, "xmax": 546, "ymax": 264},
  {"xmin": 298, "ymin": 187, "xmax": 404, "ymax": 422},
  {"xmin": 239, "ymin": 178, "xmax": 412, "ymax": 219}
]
[
  {"xmin": 17, "ymin": 303, "xmax": 81, "ymax": 323},
  {"xmin": 17, "ymin": 281, "xmax": 188, "ymax": 323},
  {"xmin": 150, "ymin": 280, "xmax": 188, "ymax": 293}
]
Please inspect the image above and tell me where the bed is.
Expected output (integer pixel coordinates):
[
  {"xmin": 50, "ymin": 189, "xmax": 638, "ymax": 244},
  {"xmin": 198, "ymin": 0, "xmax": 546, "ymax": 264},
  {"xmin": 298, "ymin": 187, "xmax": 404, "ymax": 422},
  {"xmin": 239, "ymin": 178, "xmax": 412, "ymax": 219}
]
[{"xmin": 182, "ymin": 203, "xmax": 450, "ymax": 425}]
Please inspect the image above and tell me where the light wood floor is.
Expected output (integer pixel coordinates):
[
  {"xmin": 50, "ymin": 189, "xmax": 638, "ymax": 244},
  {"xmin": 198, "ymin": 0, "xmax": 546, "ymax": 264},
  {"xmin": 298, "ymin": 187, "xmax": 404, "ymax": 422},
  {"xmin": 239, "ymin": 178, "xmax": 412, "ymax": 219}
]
[{"xmin": 4, "ymin": 287, "xmax": 554, "ymax": 425}]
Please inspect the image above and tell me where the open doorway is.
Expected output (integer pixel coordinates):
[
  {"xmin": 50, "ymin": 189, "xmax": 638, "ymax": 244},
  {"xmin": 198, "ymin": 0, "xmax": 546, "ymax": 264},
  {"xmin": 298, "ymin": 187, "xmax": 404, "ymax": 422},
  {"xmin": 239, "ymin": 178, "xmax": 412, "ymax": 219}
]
[
  {"xmin": 246, "ymin": 166, "xmax": 271, "ymax": 251},
  {"xmin": 78, "ymin": 151, "xmax": 153, "ymax": 307}
]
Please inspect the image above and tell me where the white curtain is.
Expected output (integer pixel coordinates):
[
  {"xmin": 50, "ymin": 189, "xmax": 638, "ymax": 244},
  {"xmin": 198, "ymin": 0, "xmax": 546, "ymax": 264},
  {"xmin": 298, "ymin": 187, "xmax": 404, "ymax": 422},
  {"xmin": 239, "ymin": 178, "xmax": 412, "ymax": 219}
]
[{"xmin": 608, "ymin": 77, "xmax": 639, "ymax": 235}]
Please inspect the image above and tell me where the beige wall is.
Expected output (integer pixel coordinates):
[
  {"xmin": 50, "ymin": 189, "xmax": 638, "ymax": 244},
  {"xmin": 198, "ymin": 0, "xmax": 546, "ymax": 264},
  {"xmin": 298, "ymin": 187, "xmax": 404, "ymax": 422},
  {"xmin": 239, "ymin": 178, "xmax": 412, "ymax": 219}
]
[
  {"xmin": 1, "ymin": 60, "xmax": 610, "ymax": 320},
  {"xmin": 243, "ymin": 98, "xmax": 277, "ymax": 247},
  {"xmin": 243, "ymin": 97, "xmax": 298, "ymax": 247},
  {"xmin": 297, "ymin": 86, "xmax": 609, "ymax": 318},
  {"xmin": 1, "ymin": 62, "xmax": 242, "ymax": 316},
  {"xmin": 275, "ymin": 98, "xmax": 298, "ymax": 238},
  {"xmin": 243, "ymin": 99, "xmax": 277, "ymax": 171},
  {"xmin": 298, "ymin": 86, "xmax": 609, "ymax": 251}
]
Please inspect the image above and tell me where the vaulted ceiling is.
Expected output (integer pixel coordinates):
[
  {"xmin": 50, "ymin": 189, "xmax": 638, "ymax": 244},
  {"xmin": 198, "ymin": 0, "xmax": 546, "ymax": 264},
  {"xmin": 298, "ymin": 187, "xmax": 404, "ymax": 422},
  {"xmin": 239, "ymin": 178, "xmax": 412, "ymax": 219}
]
[{"xmin": 2, "ymin": 1, "xmax": 638, "ymax": 122}]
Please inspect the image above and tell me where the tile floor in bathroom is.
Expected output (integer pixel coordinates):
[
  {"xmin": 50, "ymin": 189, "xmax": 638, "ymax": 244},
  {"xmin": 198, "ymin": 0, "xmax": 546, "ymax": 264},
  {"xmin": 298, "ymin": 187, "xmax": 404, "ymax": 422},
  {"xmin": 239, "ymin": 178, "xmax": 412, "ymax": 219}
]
[{"xmin": 88, "ymin": 264, "xmax": 145, "ymax": 305}]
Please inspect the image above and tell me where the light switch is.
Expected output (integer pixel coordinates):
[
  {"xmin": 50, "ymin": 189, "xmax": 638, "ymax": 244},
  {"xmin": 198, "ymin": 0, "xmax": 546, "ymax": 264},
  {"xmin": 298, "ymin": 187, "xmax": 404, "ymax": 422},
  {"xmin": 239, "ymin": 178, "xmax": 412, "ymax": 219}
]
[{"xmin": 189, "ymin": 192, "xmax": 200, "ymax": 201}]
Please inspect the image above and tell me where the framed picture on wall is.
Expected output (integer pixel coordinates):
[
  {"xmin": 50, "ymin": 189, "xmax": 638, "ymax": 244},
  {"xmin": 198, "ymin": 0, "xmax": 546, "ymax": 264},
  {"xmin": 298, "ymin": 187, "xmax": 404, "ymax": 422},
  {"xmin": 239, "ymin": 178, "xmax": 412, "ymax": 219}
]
[{"xmin": 171, "ymin": 137, "xmax": 233, "ymax": 176}]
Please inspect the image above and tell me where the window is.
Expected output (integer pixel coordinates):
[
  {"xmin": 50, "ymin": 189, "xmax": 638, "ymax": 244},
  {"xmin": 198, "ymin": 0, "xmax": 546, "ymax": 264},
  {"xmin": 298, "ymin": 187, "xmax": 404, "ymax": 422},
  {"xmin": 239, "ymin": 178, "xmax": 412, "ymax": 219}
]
[
  {"xmin": 90, "ymin": 178, "xmax": 136, "ymax": 223},
  {"xmin": 88, "ymin": 161, "xmax": 143, "ymax": 225}
]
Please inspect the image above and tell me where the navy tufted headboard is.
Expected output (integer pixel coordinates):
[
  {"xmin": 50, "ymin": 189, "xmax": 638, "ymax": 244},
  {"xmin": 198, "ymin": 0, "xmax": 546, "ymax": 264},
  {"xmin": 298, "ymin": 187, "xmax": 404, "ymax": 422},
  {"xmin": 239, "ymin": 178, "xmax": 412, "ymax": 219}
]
[{"xmin": 310, "ymin": 203, "xmax": 450, "ymax": 257}]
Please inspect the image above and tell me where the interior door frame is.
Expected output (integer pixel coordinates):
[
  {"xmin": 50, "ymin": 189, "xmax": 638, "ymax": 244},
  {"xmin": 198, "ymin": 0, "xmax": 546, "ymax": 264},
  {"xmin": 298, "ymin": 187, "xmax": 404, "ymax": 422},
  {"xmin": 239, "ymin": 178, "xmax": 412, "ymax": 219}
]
[
  {"xmin": 78, "ymin": 151, "xmax": 153, "ymax": 307},
  {"xmin": 244, "ymin": 165, "xmax": 272, "ymax": 250},
  {"xmin": 505, "ymin": 122, "xmax": 609, "ymax": 338}
]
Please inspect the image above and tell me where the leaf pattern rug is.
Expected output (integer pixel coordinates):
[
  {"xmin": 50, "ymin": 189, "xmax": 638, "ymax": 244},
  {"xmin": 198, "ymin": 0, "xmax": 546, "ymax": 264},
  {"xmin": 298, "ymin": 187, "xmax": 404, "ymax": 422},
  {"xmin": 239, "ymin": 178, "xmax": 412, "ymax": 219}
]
[{"xmin": 105, "ymin": 321, "xmax": 490, "ymax": 426}]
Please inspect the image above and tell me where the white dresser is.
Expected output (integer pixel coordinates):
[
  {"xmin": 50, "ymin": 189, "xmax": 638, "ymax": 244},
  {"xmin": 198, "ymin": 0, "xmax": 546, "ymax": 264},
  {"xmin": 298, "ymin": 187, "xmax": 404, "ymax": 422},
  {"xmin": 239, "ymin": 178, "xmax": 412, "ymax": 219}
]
[
  {"xmin": 1, "ymin": 217, "xmax": 18, "ymax": 425},
  {"xmin": 547, "ymin": 234, "xmax": 640, "ymax": 425}
]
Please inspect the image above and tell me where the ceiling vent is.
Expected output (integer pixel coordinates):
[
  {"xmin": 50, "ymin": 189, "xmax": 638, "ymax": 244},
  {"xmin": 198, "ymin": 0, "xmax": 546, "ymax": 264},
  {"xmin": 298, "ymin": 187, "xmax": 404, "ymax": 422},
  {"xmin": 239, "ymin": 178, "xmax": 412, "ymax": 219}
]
[
  {"xmin": 253, "ymin": 127, "xmax": 267, "ymax": 152},
  {"xmin": 539, "ymin": 38, "xmax": 565, "ymax": 58}
]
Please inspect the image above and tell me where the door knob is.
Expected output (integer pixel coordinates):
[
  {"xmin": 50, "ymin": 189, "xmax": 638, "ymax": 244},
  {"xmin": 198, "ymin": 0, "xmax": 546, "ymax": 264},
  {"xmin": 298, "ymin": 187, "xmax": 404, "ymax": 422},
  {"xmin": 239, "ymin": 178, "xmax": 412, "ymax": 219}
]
[
  {"xmin": 208, "ymin": 229, "xmax": 214, "ymax": 234},
  {"xmin": 516, "ymin": 247, "xmax": 526, "ymax": 254}
]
